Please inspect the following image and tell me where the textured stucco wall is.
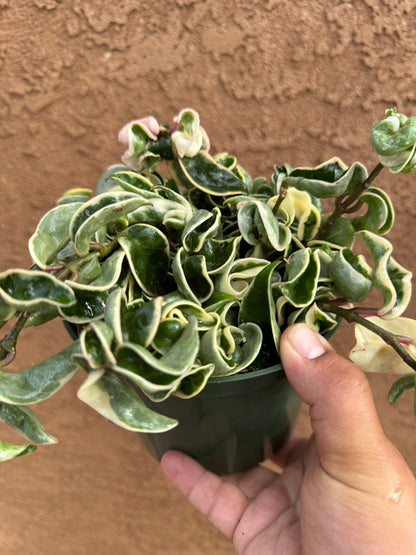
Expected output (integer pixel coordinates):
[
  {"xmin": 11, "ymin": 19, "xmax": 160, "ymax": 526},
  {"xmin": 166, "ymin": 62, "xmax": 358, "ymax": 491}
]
[{"xmin": 0, "ymin": 1, "xmax": 416, "ymax": 553}]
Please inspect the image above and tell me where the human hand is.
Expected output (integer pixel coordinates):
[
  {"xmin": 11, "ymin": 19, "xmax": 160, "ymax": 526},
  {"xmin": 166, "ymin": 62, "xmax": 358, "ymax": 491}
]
[{"xmin": 161, "ymin": 323, "xmax": 416, "ymax": 554}]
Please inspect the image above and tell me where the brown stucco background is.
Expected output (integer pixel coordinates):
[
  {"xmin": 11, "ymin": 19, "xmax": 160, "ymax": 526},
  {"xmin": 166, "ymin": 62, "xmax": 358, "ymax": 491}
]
[{"xmin": 1, "ymin": 1, "xmax": 416, "ymax": 553}]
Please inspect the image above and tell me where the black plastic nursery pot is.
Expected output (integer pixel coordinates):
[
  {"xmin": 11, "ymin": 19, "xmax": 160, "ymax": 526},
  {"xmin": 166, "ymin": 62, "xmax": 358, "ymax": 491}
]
[{"xmin": 138, "ymin": 363, "xmax": 302, "ymax": 475}]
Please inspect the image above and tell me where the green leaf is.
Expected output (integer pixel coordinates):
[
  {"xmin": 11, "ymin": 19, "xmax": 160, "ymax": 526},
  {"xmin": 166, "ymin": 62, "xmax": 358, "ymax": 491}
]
[
  {"xmin": 328, "ymin": 249, "xmax": 373, "ymax": 302},
  {"xmin": 388, "ymin": 373, "xmax": 416, "ymax": 405},
  {"xmin": 280, "ymin": 249, "xmax": 320, "ymax": 307},
  {"xmin": 59, "ymin": 282, "xmax": 122, "ymax": 324},
  {"xmin": 319, "ymin": 216, "xmax": 355, "ymax": 248},
  {"xmin": 0, "ymin": 403, "xmax": 57, "ymax": 444},
  {"xmin": 77, "ymin": 370, "xmax": 178, "ymax": 432},
  {"xmin": 0, "ymin": 440, "xmax": 36, "ymax": 461},
  {"xmin": 0, "ymin": 270, "xmax": 76, "ymax": 311},
  {"xmin": 239, "ymin": 261, "xmax": 281, "ymax": 353},
  {"xmin": 152, "ymin": 319, "xmax": 185, "ymax": 355},
  {"xmin": 28, "ymin": 202, "xmax": 84, "ymax": 269},
  {"xmin": 0, "ymin": 342, "xmax": 80, "ymax": 404},
  {"xmin": 172, "ymin": 151, "xmax": 248, "ymax": 196},
  {"xmin": 105, "ymin": 290, "xmax": 163, "ymax": 348},
  {"xmin": 70, "ymin": 192, "xmax": 149, "ymax": 256},
  {"xmin": 119, "ymin": 224, "xmax": 170, "ymax": 297}
]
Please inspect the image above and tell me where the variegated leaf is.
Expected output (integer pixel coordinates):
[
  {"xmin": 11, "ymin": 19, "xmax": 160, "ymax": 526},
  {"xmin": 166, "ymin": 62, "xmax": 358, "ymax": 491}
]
[
  {"xmin": 236, "ymin": 199, "xmax": 291, "ymax": 251},
  {"xmin": 175, "ymin": 364, "xmax": 215, "ymax": 398},
  {"xmin": 105, "ymin": 289, "xmax": 163, "ymax": 348},
  {"xmin": 59, "ymin": 280, "xmax": 122, "ymax": 324},
  {"xmin": 80, "ymin": 321, "xmax": 116, "ymax": 368},
  {"xmin": 239, "ymin": 261, "xmax": 281, "ymax": 353},
  {"xmin": 172, "ymin": 151, "xmax": 248, "ymax": 196},
  {"xmin": 0, "ymin": 403, "xmax": 57, "ymax": 444},
  {"xmin": 119, "ymin": 224, "xmax": 170, "ymax": 297},
  {"xmin": 280, "ymin": 248, "xmax": 320, "ymax": 307},
  {"xmin": 107, "ymin": 170, "xmax": 154, "ymax": 194},
  {"xmin": 172, "ymin": 247, "xmax": 214, "ymax": 304},
  {"xmin": 283, "ymin": 159, "xmax": 367, "ymax": 199},
  {"xmin": 328, "ymin": 249, "xmax": 373, "ymax": 302},
  {"xmin": 77, "ymin": 369, "xmax": 178, "ymax": 432},
  {"xmin": 67, "ymin": 250, "xmax": 125, "ymax": 291},
  {"xmin": 0, "ymin": 440, "xmax": 36, "ymax": 461},
  {"xmin": 113, "ymin": 316, "xmax": 200, "ymax": 393},
  {"xmin": 28, "ymin": 202, "xmax": 84, "ymax": 269},
  {"xmin": 70, "ymin": 192, "xmax": 149, "ymax": 256},
  {"xmin": 198, "ymin": 320, "xmax": 262, "ymax": 377},
  {"xmin": 0, "ymin": 342, "xmax": 80, "ymax": 405},
  {"xmin": 0, "ymin": 270, "xmax": 76, "ymax": 311},
  {"xmin": 181, "ymin": 207, "xmax": 221, "ymax": 252},
  {"xmin": 216, "ymin": 258, "xmax": 269, "ymax": 299},
  {"xmin": 161, "ymin": 293, "xmax": 217, "ymax": 330},
  {"xmin": 199, "ymin": 236, "xmax": 240, "ymax": 275},
  {"xmin": 351, "ymin": 187, "xmax": 394, "ymax": 235},
  {"xmin": 358, "ymin": 231, "xmax": 412, "ymax": 318}
]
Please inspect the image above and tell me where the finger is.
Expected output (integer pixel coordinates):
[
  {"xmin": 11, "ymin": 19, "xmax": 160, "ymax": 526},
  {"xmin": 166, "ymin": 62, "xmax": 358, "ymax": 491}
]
[
  {"xmin": 223, "ymin": 464, "xmax": 279, "ymax": 499},
  {"xmin": 279, "ymin": 324, "xmax": 401, "ymax": 487},
  {"xmin": 161, "ymin": 450, "xmax": 248, "ymax": 540}
]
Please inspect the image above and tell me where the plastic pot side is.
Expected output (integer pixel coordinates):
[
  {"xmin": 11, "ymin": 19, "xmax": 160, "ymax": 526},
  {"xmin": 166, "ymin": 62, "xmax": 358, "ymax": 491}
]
[{"xmin": 138, "ymin": 363, "xmax": 302, "ymax": 475}]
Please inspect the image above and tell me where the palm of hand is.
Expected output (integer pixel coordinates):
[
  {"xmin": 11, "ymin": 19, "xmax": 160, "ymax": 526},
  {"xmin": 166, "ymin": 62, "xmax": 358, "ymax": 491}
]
[{"xmin": 162, "ymin": 437, "xmax": 416, "ymax": 555}]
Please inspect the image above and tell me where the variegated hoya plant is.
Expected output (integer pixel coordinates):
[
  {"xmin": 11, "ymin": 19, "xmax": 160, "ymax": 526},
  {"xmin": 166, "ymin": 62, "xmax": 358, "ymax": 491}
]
[{"xmin": 0, "ymin": 107, "xmax": 415, "ymax": 461}]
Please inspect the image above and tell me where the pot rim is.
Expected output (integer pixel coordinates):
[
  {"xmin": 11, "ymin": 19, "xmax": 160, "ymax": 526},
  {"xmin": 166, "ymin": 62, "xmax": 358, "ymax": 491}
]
[{"xmin": 208, "ymin": 362, "xmax": 284, "ymax": 384}]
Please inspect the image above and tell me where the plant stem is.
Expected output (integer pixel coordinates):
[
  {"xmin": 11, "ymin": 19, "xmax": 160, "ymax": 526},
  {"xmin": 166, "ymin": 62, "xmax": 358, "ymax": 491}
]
[
  {"xmin": 316, "ymin": 162, "xmax": 384, "ymax": 239},
  {"xmin": 319, "ymin": 302, "xmax": 416, "ymax": 372}
]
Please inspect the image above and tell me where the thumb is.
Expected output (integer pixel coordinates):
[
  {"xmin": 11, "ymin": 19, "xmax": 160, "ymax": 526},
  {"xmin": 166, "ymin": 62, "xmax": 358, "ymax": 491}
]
[{"xmin": 280, "ymin": 323, "xmax": 401, "ymax": 486}]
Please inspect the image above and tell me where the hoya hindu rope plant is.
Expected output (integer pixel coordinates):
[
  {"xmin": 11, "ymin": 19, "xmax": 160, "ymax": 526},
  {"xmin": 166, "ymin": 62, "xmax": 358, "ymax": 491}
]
[{"xmin": 0, "ymin": 107, "xmax": 415, "ymax": 473}]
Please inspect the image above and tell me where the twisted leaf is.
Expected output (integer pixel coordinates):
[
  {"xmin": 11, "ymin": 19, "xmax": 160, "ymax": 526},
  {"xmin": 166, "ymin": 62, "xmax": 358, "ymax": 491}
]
[
  {"xmin": 172, "ymin": 248, "xmax": 213, "ymax": 304},
  {"xmin": 0, "ymin": 270, "xmax": 75, "ymax": 311},
  {"xmin": 70, "ymin": 192, "xmax": 149, "ymax": 255},
  {"xmin": 283, "ymin": 159, "xmax": 367, "ymax": 199},
  {"xmin": 80, "ymin": 321, "xmax": 116, "ymax": 368},
  {"xmin": 181, "ymin": 208, "xmax": 221, "ymax": 252},
  {"xmin": 280, "ymin": 249, "xmax": 320, "ymax": 307},
  {"xmin": 216, "ymin": 258, "xmax": 269, "ymax": 299},
  {"xmin": 119, "ymin": 224, "xmax": 170, "ymax": 297},
  {"xmin": 198, "ymin": 321, "xmax": 262, "ymax": 377},
  {"xmin": 328, "ymin": 249, "xmax": 373, "ymax": 302},
  {"xmin": 351, "ymin": 187, "xmax": 394, "ymax": 235},
  {"xmin": 67, "ymin": 250, "xmax": 125, "ymax": 291},
  {"xmin": 358, "ymin": 231, "xmax": 412, "ymax": 318}
]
